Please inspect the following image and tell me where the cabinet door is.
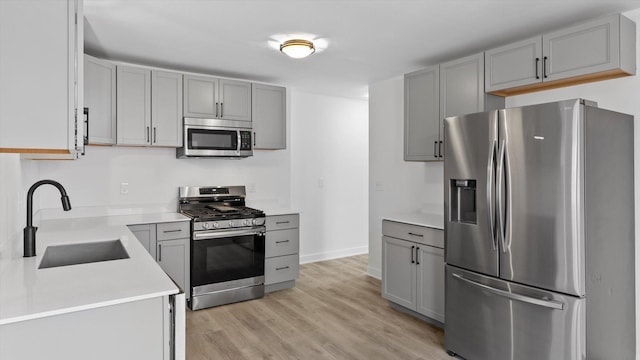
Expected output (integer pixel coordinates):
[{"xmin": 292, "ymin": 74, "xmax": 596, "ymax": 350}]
[
  {"xmin": 485, "ymin": 36, "xmax": 542, "ymax": 92},
  {"xmin": 416, "ymin": 245, "xmax": 445, "ymax": 322},
  {"xmin": 183, "ymin": 75, "xmax": 218, "ymax": 118},
  {"xmin": 151, "ymin": 71, "xmax": 182, "ymax": 147},
  {"xmin": 252, "ymin": 83, "xmax": 286, "ymax": 149},
  {"xmin": 382, "ymin": 236, "xmax": 416, "ymax": 310},
  {"xmin": 219, "ymin": 79, "xmax": 252, "ymax": 122},
  {"xmin": 440, "ymin": 52, "xmax": 485, "ymax": 119},
  {"xmin": 84, "ymin": 55, "xmax": 116, "ymax": 145},
  {"xmin": 404, "ymin": 66, "xmax": 440, "ymax": 161},
  {"xmin": 543, "ymin": 14, "xmax": 621, "ymax": 81},
  {"xmin": 117, "ymin": 65, "xmax": 151, "ymax": 145},
  {"xmin": 157, "ymin": 238, "xmax": 190, "ymax": 298},
  {"xmin": 0, "ymin": 0, "xmax": 80, "ymax": 153},
  {"xmin": 128, "ymin": 224, "xmax": 157, "ymax": 259}
]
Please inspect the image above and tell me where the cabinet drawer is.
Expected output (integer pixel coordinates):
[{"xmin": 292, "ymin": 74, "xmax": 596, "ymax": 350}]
[
  {"xmin": 382, "ymin": 220, "xmax": 444, "ymax": 249},
  {"xmin": 265, "ymin": 254, "xmax": 299, "ymax": 285},
  {"xmin": 265, "ymin": 229, "xmax": 299, "ymax": 258},
  {"xmin": 266, "ymin": 214, "xmax": 299, "ymax": 231},
  {"xmin": 156, "ymin": 221, "xmax": 190, "ymax": 241}
]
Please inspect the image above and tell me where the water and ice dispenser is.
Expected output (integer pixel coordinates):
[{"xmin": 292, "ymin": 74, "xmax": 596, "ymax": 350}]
[{"xmin": 450, "ymin": 179, "xmax": 477, "ymax": 224}]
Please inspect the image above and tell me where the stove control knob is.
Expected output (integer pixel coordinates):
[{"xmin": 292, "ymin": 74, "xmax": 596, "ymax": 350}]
[
  {"xmin": 212, "ymin": 222, "xmax": 219, "ymax": 229},
  {"xmin": 203, "ymin": 223, "xmax": 211, "ymax": 229},
  {"xmin": 229, "ymin": 221, "xmax": 234, "ymax": 227},
  {"xmin": 244, "ymin": 219, "xmax": 251, "ymax": 226},
  {"xmin": 252, "ymin": 218, "xmax": 263, "ymax": 225}
]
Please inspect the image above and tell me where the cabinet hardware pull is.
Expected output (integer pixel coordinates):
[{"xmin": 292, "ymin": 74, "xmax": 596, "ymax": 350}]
[
  {"xmin": 153, "ymin": 127, "xmax": 157, "ymax": 144},
  {"xmin": 220, "ymin": 103, "xmax": 224, "ymax": 118},
  {"xmin": 434, "ymin": 141, "xmax": 438, "ymax": 158},
  {"xmin": 276, "ymin": 221, "xmax": 290, "ymax": 225},
  {"xmin": 163, "ymin": 229, "xmax": 182, "ymax": 233},
  {"xmin": 439, "ymin": 140, "xmax": 443, "ymax": 158},
  {"xmin": 543, "ymin": 56, "xmax": 548, "ymax": 78},
  {"xmin": 275, "ymin": 240, "xmax": 290, "ymax": 244},
  {"xmin": 411, "ymin": 245, "xmax": 415, "ymax": 264},
  {"xmin": 253, "ymin": 132, "xmax": 256, "ymax": 147},
  {"xmin": 276, "ymin": 266, "xmax": 290, "ymax": 271},
  {"xmin": 416, "ymin": 247, "xmax": 420, "ymax": 265},
  {"xmin": 535, "ymin": 57, "xmax": 540, "ymax": 79},
  {"xmin": 146, "ymin": 126, "xmax": 150, "ymax": 143},
  {"xmin": 158, "ymin": 244, "xmax": 162, "ymax": 261},
  {"xmin": 215, "ymin": 102, "xmax": 219, "ymax": 118},
  {"xmin": 408, "ymin": 232, "xmax": 423, "ymax": 237}
]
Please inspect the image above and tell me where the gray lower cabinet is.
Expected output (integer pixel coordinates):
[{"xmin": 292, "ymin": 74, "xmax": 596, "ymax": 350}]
[
  {"xmin": 252, "ymin": 83, "xmax": 286, "ymax": 150},
  {"xmin": 264, "ymin": 214, "xmax": 300, "ymax": 292},
  {"xmin": 129, "ymin": 221, "xmax": 190, "ymax": 300},
  {"xmin": 382, "ymin": 220, "xmax": 444, "ymax": 323},
  {"xmin": 84, "ymin": 54, "xmax": 117, "ymax": 145},
  {"xmin": 486, "ymin": 13, "xmax": 635, "ymax": 95}
]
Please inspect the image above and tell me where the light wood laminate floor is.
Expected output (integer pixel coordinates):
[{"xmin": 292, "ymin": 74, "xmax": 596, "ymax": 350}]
[{"xmin": 186, "ymin": 254, "xmax": 449, "ymax": 360}]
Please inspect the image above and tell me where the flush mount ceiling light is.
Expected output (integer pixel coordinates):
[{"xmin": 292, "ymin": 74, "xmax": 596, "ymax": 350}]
[{"xmin": 280, "ymin": 39, "xmax": 315, "ymax": 59}]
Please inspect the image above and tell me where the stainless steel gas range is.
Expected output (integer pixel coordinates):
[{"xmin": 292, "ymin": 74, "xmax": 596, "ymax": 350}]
[{"xmin": 178, "ymin": 186, "xmax": 266, "ymax": 310}]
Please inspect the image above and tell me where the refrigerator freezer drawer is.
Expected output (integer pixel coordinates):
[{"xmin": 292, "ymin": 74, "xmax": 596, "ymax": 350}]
[{"xmin": 445, "ymin": 266, "xmax": 585, "ymax": 360}]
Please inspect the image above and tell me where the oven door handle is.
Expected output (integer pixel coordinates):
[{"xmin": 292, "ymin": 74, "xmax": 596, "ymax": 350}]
[{"xmin": 193, "ymin": 228, "xmax": 265, "ymax": 241}]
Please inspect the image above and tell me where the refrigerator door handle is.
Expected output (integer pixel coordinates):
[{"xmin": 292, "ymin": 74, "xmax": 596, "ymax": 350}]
[
  {"xmin": 496, "ymin": 139, "xmax": 507, "ymax": 252},
  {"xmin": 486, "ymin": 139, "xmax": 497, "ymax": 250},
  {"xmin": 452, "ymin": 273, "xmax": 564, "ymax": 310}
]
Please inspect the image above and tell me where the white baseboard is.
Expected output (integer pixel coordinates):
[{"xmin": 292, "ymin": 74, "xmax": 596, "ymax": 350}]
[
  {"xmin": 300, "ymin": 246, "xmax": 368, "ymax": 264},
  {"xmin": 367, "ymin": 266, "xmax": 381, "ymax": 280}
]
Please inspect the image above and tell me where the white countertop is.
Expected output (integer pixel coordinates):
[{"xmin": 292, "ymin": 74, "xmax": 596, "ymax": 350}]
[
  {"xmin": 384, "ymin": 211, "xmax": 444, "ymax": 230},
  {"xmin": 0, "ymin": 213, "xmax": 187, "ymax": 325}
]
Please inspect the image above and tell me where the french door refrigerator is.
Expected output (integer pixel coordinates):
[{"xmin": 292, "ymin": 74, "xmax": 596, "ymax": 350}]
[{"xmin": 443, "ymin": 99, "xmax": 635, "ymax": 360}]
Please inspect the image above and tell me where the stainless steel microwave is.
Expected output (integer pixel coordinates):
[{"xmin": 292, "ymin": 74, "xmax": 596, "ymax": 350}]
[{"xmin": 177, "ymin": 118, "xmax": 253, "ymax": 158}]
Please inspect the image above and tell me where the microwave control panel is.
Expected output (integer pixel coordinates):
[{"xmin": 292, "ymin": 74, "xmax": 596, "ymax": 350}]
[{"xmin": 240, "ymin": 131, "xmax": 252, "ymax": 150}]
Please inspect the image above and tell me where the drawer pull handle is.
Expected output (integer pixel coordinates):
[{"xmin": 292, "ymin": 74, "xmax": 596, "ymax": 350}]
[
  {"xmin": 408, "ymin": 232, "xmax": 423, "ymax": 237},
  {"xmin": 275, "ymin": 240, "xmax": 290, "ymax": 244},
  {"xmin": 276, "ymin": 221, "xmax": 290, "ymax": 225},
  {"xmin": 276, "ymin": 266, "xmax": 290, "ymax": 271},
  {"xmin": 163, "ymin": 229, "xmax": 183, "ymax": 233}
]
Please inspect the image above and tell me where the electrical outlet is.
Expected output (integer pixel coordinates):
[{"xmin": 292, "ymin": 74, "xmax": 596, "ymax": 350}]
[
  {"xmin": 120, "ymin": 182, "xmax": 129, "ymax": 195},
  {"xmin": 318, "ymin": 178, "xmax": 324, "ymax": 188}
]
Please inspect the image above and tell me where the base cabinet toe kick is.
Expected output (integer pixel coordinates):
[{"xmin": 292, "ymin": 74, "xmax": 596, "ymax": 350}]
[{"xmin": 381, "ymin": 219, "xmax": 445, "ymax": 325}]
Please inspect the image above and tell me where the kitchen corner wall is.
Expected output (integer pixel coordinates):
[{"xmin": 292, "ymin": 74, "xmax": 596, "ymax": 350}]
[
  {"xmin": 368, "ymin": 76, "xmax": 443, "ymax": 278},
  {"xmin": 290, "ymin": 90, "xmax": 369, "ymax": 263}
]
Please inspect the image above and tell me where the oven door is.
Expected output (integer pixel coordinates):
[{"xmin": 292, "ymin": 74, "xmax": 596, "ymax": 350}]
[{"xmin": 191, "ymin": 227, "xmax": 265, "ymax": 293}]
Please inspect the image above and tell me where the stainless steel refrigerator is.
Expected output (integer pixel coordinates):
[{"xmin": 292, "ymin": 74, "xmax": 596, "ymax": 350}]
[{"xmin": 443, "ymin": 99, "xmax": 635, "ymax": 360}]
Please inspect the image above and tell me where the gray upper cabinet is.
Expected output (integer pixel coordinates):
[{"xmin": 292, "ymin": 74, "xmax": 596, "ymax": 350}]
[
  {"xmin": 117, "ymin": 65, "xmax": 151, "ymax": 146},
  {"xmin": 219, "ymin": 79, "xmax": 252, "ymax": 122},
  {"xmin": 404, "ymin": 66, "xmax": 440, "ymax": 161},
  {"xmin": 441, "ymin": 52, "xmax": 501, "ymax": 119},
  {"xmin": 486, "ymin": 14, "xmax": 635, "ymax": 96},
  {"xmin": 183, "ymin": 75, "xmax": 252, "ymax": 122},
  {"xmin": 183, "ymin": 74, "xmax": 218, "ymax": 118},
  {"xmin": 84, "ymin": 55, "xmax": 116, "ymax": 145},
  {"xmin": 151, "ymin": 71, "xmax": 183, "ymax": 147},
  {"xmin": 252, "ymin": 84, "xmax": 286, "ymax": 149},
  {"xmin": 485, "ymin": 37, "xmax": 542, "ymax": 92}
]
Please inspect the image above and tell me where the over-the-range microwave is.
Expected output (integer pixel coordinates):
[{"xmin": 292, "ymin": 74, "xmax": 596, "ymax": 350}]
[{"xmin": 177, "ymin": 118, "xmax": 253, "ymax": 159}]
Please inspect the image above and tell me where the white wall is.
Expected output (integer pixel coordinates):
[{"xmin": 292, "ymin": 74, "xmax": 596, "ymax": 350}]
[
  {"xmin": 367, "ymin": 76, "xmax": 443, "ymax": 278},
  {"xmin": 290, "ymin": 90, "xmax": 369, "ymax": 263},
  {"xmin": 0, "ymin": 154, "xmax": 38, "ymax": 255}
]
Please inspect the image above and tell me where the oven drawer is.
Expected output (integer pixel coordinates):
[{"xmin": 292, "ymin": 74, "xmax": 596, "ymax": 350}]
[
  {"xmin": 265, "ymin": 229, "xmax": 299, "ymax": 258},
  {"xmin": 156, "ymin": 221, "xmax": 190, "ymax": 241},
  {"xmin": 265, "ymin": 254, "xmax": 299, "ymax": 285},
  {"xmin": 266, "ymin": 214, "xmax": 299, "ymax": 231}
]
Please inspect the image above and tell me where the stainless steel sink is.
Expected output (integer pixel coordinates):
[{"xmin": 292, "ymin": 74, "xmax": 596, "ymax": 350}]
[{"xmin": 39, "ymin": 239, "xmax": 129, "ymax": 269}]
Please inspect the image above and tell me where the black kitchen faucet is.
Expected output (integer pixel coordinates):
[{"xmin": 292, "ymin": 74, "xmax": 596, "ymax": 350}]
[{"xmin": 23, "ymin": 180, "xmax": 71, "ymax": 257}]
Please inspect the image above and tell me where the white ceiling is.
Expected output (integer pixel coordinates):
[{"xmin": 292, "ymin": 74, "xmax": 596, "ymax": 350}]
[{"xmin": 84, "ymin": 0, "xmax": 640, "ymax": 99}]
